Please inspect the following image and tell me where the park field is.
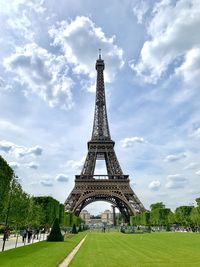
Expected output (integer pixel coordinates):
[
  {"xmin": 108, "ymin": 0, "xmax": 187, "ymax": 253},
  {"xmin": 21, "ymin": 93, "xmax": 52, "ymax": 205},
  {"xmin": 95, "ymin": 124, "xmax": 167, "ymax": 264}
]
[
  {"xmin": 0, "ymin": 232, "xmax": 86, "ymax": 267},
  {"xmin": 0, "ymin": 231, "xmax": 200, "ymax": 267},
  {"xmin": 70, "ymin": 232, "xmax": 200, "ymax": 267}
]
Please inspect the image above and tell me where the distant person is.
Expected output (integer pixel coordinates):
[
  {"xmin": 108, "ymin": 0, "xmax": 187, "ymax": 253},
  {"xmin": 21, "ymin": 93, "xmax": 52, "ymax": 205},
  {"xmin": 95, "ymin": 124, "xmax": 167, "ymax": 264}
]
[
  {"xmin": 22, "ymin": 229, "xmax": 27, "ymax": 243},
  {"xmin": 35, "ymin": 229, "xmax": 39, "ymax": 240},
  {"xmin": 27, "ymin": 229, "xmax": 32, "ymax": 243}
]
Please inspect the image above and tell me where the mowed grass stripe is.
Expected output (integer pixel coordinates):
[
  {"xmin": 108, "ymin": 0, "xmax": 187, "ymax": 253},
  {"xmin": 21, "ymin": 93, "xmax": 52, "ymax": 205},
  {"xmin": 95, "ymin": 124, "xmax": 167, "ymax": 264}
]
[
  {"xmin": 0, "ymin": 232, "xmax": 86, "ymax": 267},
  {"xmin": 69, "ymin": 232, "xmax": 200, "ymax": 267}
]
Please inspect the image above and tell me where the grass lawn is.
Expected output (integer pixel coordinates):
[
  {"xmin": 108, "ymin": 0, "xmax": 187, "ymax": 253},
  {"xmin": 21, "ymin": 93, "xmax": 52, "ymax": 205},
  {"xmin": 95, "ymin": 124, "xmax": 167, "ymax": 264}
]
[
  {"xmin": 69, "ymin": 232, "xmax": 200, "ymax": 267},
  {"xmin": 0, "ymin": 232, "xmax": 86, "ymax": 267}
]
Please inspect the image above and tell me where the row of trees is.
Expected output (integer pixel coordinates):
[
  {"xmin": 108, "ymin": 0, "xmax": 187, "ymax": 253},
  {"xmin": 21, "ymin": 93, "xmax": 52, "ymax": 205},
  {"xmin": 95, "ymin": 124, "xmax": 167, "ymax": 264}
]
[
  {"xmin": 0, "ymin": 155, "xmax": 82, "ymax": 232},
  {"xmin": 130, "ymin": 201, "xmax": 200, "ymax": 230}
]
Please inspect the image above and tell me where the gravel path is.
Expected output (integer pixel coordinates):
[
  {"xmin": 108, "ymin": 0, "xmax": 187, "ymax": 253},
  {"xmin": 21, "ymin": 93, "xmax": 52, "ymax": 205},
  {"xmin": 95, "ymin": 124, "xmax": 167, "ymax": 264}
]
[{"xmin": 59, "ymin": 235, "xmax": 87, "ymax": 267}]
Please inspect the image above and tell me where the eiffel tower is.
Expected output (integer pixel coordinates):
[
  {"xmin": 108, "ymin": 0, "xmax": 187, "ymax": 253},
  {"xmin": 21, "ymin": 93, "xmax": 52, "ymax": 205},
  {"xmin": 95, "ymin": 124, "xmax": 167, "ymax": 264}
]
[{"xmin": 65, "ymin": 51, "xmax": 145, "ymax": 222}]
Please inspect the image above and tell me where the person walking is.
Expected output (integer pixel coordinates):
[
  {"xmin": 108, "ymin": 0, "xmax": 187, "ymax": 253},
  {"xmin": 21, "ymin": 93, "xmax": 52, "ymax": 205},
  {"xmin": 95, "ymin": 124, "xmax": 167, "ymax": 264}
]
[{"xmin": 22, "ymin": 229, "xmax": 27, "ymax": 243}]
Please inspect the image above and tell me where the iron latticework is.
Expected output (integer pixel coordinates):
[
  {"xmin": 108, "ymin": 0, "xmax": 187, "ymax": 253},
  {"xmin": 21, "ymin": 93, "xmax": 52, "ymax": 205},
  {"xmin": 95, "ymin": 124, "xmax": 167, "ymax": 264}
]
[{"xmin": 65, "ymin": 52, "xmax": 145, "ymax": 221}]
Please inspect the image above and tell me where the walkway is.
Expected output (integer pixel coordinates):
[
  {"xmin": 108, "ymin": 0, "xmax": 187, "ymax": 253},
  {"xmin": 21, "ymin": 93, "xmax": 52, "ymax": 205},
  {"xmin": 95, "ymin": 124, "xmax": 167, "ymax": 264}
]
[{"xmin": 0, "ymin": 233, "xmax": 47, "ymax": 252}]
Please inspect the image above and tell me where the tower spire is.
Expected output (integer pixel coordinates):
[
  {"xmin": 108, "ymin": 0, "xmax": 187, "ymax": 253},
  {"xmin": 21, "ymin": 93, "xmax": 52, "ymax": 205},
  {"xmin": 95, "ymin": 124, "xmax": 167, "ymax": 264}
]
[{"xmin": 91, "ymin": 51, "xmax": 111, "ymax": 141}]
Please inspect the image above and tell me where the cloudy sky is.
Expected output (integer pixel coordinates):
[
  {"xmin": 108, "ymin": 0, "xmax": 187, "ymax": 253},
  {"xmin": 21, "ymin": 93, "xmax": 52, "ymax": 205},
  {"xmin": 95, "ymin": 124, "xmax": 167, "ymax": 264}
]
[{"xmin": 0, "ymin": 0, "xmax": 200, "ymax": 214}]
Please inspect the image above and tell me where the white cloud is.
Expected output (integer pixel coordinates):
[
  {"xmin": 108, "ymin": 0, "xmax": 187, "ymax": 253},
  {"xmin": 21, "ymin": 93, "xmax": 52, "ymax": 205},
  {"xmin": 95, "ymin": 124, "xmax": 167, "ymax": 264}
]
[
  {"xmin": 4, "ymin": 43, "xmax": 74, "ymax": 110},
  {"xmin": 165, "ymin": 174, "xmax": 187, "ymax": 189},
  {"xmin": 66, "ymin": 157, "xmax": 85, "ymax": 171},
  {"xmin": 40, "ymin": 179, "xmax": 53, "ymax": 187},
  {"xmin": 165, "ymin": 153, "xmax": 186, "ymax": 162},
  {"xmin": 184, "ymin": 162, "xmax": 199, "ymax": 170},
  {"xmin": 132, "ymin": 0, "xmax": 149, "ymax": 24},
  {"xmin": 56, "ymin": 174, "xmax": 69, "ymax": 182},
  {"xmin": 148, "ymin": 180, "xmax": 161, "ymax": 191},
  {"xmin": 131, "ymin": 0, "xmax": 200, "ymax": 84},
  {"xmin": 25, "ymin": 162, "xmax": 39, "ymax": 169},
  {"xmin": 175, "ymin": 47, "xmax": 200, "ymax": 88},
  {"xmin": 9, "ymin": 161, "xmax": 20, "ymax": 170},
  {"xmin": 190, "ymin": 128, "xmax": 200, "ymax": 139},
  {"xmin": 120, "ymin": 136, "xmax": 145, "ymax": 148},
  {"xmin": 49, "ymin": 16, "xmax": 124, "ymax": 86},
  {"xmin": 195, "ymin": 170, "xmax": 200, "ymax": 176},
  {"xmin": 0, "ymin": 140, "xmax": 42, "ymax": 157},
  {"xmin": 0, "ymin": 119, "xmax": 23, "ymax": 132},
  {"xmin": 0, "ymin": 77, "xmax": 5, "ymax": 87}
]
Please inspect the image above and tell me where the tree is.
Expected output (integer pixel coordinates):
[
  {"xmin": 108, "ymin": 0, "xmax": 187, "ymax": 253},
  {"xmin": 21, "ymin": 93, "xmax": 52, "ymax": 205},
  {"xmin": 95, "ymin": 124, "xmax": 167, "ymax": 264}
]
[
  {"xmin": 0, "ymin": 156, "xmax": 13, "ymax": 222},
  {"xmin": 190, "ymin": 207, "xmax": 200, "ymax": 228},
  {"xmin": 8, "ymin": 180, "xmax": 30, "ymax": 228},
  {"xmin": 150, "ymin": 202, "xmax": 165, "ymax": 211},
  {"xmin": 33, "ymin": 196, "xmax": 60, "ymax": 228},
  {"xmin": 195, "ymin": 198, "xmax": 200, "ymax": 208},
  {"xmin": 47, "ymin": 218, "xmax": 64, "ymax": 242},
  {"xmin": 175, "ymin": 206, "xmax": 193, "ymax": 227},
  {"xmin": 190, "ymin": 198, "xmax": 200, "ymax": 229}
]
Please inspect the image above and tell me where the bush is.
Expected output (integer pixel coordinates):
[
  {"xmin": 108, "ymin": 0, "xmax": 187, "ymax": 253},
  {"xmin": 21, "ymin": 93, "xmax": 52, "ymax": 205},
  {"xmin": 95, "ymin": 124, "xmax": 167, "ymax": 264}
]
[
  {"xmin": 120, "ymin": 227, "xmax": 125, "ymax": 233},
  {"xmin": 0, "ymin": 225, "xmax": 5, "ymax": 234},
  {"xmin": 72, "ymin": 224, "xmax": 77, "ymax": 234},
  {"xmin": 78, "ymin": 225, "xmax": 82, "ymax": 232},
  {"xmin": 47, "ymin": 218, "xmax": 64, "ymax": 242}
]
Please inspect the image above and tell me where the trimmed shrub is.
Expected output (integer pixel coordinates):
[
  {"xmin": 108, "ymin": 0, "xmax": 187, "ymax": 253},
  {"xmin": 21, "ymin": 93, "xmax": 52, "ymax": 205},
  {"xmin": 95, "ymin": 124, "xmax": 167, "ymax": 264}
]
[
  {"xmin": 47, "ymin": 218, "xmax": 64, "ymax": 242},
  {"xmin": 72, "ymin": 223, "xmax": 77, "ymax": 234},
  {"xmin": 78, "ymin": 225, "xmax": 82, "ymax": 232}
]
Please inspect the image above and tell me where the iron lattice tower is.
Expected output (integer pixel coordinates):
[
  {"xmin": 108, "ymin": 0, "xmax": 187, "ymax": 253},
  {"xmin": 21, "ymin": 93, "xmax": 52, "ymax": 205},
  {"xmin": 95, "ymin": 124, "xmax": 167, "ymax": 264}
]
[{"xmin": 65, "ymin": 52, "xmax": 145, "ymax": 222}]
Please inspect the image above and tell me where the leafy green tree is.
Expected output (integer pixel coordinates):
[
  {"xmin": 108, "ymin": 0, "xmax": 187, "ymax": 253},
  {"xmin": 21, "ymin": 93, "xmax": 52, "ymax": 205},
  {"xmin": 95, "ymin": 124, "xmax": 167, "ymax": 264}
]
[
  {"xmin": 190, "ymin": 207, "xmax": 200, "ymax": 228},
  {"xmin": 175, "ymin": 206, "xmax": 193, "ymax": 227},
  {"xmin": 8, "ymin": 180, "xmax": 30, "ymax": 228},
  {"xmin": 0, "ymin": 156, "xmax": 13, "ymax": 222},
  {"xmin": 195, "ymin": 198, "xmax": 200, "ymax": 207},
  {"xmin": 47, "ymin": 218, "xmax": 64, "ymax": 241},
  {"xmin": 150, "ymin": 208, "xmax": 172, "ymax": 226},
  {"xmin": 59, "ymin": 204, "xmax": 65, "ymax": 226},
  {"xmin": 150, "ymin": 202, "xmax": 165, "ymax": 211},
  {"xmin": 190, "ymin": 198, "xmax": 200, "ymax": 228},
  {"xmin": 33, "ymin": 196, "xmax": 60, "ymax": 228}
]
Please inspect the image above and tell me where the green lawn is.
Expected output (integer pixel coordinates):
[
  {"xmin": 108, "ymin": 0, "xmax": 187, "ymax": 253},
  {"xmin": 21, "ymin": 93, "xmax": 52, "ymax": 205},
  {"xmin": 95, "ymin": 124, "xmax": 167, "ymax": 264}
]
[
  {"xmin": 0, "ymin": 232, "xmax": 86, "ymax": 267},
  {"xmin": 69, "ymin": 232, "xmax": 200, "ymax": 267}
]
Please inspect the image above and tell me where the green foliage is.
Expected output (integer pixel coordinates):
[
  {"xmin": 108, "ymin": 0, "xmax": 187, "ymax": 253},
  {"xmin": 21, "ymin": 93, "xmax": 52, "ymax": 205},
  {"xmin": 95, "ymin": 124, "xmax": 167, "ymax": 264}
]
[
  {"xmin": 33, "ymin": 196, "xmax": 60, "ymax": 228},
  {"xmin": 64, "ymin": 212, "xmax": 82, "ymax": 227},
  {"xmin": 150, "ymin": 202, "xmax": 165, "ymax": 211},
  {"xmin": 47, "ymin": 218, "xmax": 64, "ymax": 242},
  {"xmin": 0, "ymin": 156, "xmax": 13, "ymax": 221},
  {"xmin": 190, "ymin": 207, "xmax": 200, "ymax": 227},
  {"xmin": 8, "ymin": 180, "xmax": 30, "ymax": 227},
  {"xmin": 195, "ymin": 198, "xmax": 200, "ymax": 207},
  {"xmin": 59, "ymin": 204, "xmax": 65, "ymax": 226},
  {"xmin": 150, "ymin": 208, "xmax": 172, "ymax": 226},
  {"xmin": 72, "ymin": 223, "xmax": 77, "ymax": 234},
  {"xmin": 175, "ymin": 206, "xmax": 193, "ymax": 227}
]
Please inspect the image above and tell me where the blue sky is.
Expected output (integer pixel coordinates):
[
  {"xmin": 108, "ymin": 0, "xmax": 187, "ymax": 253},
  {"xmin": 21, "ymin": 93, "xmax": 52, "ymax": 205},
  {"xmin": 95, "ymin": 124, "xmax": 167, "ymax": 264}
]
[{"xmin": 0, "ymin": 0, "xmax": 200, "ymax": 215}]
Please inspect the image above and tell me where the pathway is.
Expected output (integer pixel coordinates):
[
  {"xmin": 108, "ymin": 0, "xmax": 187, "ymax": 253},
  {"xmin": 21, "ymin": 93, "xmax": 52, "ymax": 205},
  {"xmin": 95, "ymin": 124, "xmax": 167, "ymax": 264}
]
[
  {"xmin": 0, "ymin": 233, "xmax": 47, "ymax": 252},
  {"xmin": 59, "ymin": 235, "xmax": 87, "ymax": 267}
]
